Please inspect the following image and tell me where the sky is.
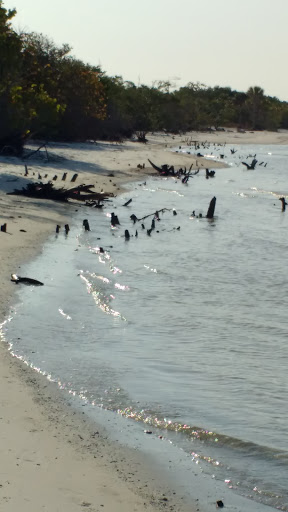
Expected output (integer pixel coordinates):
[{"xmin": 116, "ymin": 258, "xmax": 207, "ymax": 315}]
[{"xmin": 3, "ymin": 0, "xmax": 288, "ymax": 101}]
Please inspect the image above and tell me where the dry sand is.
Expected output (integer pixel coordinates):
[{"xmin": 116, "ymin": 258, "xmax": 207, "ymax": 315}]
[{"xmin": 0, "ymin": 129, "xmax": 287, "ymax": 512}]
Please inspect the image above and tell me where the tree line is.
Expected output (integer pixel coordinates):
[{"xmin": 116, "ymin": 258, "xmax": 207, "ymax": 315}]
[{"xmin": 1, "ymin": 1, "xmax": 288, "ymax": 155}]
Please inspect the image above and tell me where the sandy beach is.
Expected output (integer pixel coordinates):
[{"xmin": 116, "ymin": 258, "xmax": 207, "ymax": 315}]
[{"xmin": 1, "ymin": 128, "xmax": 288, "ymax": 512}]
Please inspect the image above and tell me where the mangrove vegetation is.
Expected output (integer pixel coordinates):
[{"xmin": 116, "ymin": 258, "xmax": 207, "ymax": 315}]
[{"xmin": 1, "ymin": 0, "xmax": 288, "ymax": 155}]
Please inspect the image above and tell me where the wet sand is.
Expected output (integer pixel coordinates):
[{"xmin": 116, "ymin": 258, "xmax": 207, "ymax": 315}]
[{"xmin": 0, "ymin": 129, "xmax": 287, "ymax": 511}]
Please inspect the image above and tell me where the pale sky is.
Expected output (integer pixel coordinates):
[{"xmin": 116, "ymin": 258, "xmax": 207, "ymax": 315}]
[{"xmin": 4, "ymin": 0, "xmax": 288, "ymax": 101}]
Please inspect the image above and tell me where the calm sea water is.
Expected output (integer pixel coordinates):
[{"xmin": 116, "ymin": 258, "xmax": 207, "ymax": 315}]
[{"xmin": 2, "ymin": 143, "xmax": 288, "ymax": 510}]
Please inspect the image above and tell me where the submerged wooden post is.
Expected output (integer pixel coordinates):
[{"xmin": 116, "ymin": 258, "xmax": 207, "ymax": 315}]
[
  {"xmin": 206, "ymin": 197, "xmax": 216, "ymax": 219},
  {"xmin": 83, "ymin": 219, "xmax": 90, "ymax": 231},
  {"xmin": 71, "ymin": 173, "xmax": 78, "ymax": 182},
  {"xmin": 279, "ymin": 197, "xmax": 287, "ymax": 212},
  {"xmin": 111, "ymin": 213, "xmax": 120, "ymax": 226}
]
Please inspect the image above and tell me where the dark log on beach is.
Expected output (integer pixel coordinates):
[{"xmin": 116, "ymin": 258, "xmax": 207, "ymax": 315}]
[
  {"xmin": 7, "ymin": 181, "xmax": 113, "ymax": 203},
  {"xmin": 11, "ymin": 273, "xmax": 44, "ymax": 286},
  {"xmin": 206, "ymin": 197, "xmax": 216, "ymax": 219},
  {"xmin": 123, "ymin": 198, "xmax": 132, "ymax": 206}
]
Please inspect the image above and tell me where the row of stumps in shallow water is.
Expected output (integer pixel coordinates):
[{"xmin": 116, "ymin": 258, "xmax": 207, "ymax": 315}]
[{"xmin": 54, "ymin": 196, "xmax": 217, "ymax": 245}]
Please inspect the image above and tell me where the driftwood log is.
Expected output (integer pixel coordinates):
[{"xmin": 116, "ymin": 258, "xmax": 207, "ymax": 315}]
[
  {"xmin": 148, "ymin": 159, "xmax": 199, "ymax": 178},
  {"xmin": 7, "ymin": 182, "xmax": 113, "ymax": 203},
  {"xmin": 11, "ymin": 273, "xmax": 44, "ymax": 286}
]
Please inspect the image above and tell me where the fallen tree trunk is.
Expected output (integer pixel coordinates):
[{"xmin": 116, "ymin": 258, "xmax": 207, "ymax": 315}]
[{"xmin": 7, "ymin": 182, "xmax": 113, "ymax": 203}]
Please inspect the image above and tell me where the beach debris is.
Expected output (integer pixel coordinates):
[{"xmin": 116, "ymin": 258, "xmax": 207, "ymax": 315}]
[
  {"xmin": 230, "ymin": 148, "xmax": 237, "ymax": 154},
  {"xmin": 11, "ymin": 273, "xmax": 44, "ymax": 286},
  {"xmin": 83, "ymin": 219, "xmax": 90, "ymax": 231},
  {"xmin": 206, "ymin": 197, "xmax": 217, "ymax": 219},
  {"xmin": 1, "ymin": 223, "xmax": 7, "ymax": 232},
  {"xmin": 123, "ymin": 198, "xmax": 132, "ymax": 207},
  {"xmin": 7, "ymin": 182, "xmax": 113, "ymax": 204},
  {"xmin": 216, "ymin": 500, "xmax": 224, "ymax": 508},
  {"xmin": 144, "ymin": 430, "xmax": 153, "ymax": 434},
  {"xmin": 64, "ymin": 224, "xmax": 70, "ymax": 234},
  {"xmin": 148, "ymin": 159, "xmax": 198, "ymax": 179},
  {"xmin": 242, "ymin": 158, "xmax": 257, "ymax": 170},
  {"xmin": 71, "ymin": 173, "xmax": 78, "ymax": 182},
  {"xmin": 23, "ymin": 143, "xmax": 49, "ymax": 161},
  {"xmin": 206, "ymin": 169, "xmax": 215, "ymax": 179},
  {"xmin": 130, "ymin": 214, "xmax": 138, "ymax": 224},
  {"xmin": 111, "ymin": 212, "xmax": 120, "ymax": 226},
  {"xmin": 279, "ymin": 197, "xmax": 287, "ymax": 212},
  {"xmin": 85, "ymin": 198, "xmax": 105, "ymax": 208},
  {"xmin": 19, "ymin": 229, "xmax": 27, "ymax": 232},
  {"xmin": 56, "ymin": 225, "xmax": 61, "ymax": 233},
  {"xmin": 138, "ymin": 207, "xmax": 171, "ymax": 222},
  {"xmin": 136, "ymin": 131, "xmax": 147, "ymax": 143}
]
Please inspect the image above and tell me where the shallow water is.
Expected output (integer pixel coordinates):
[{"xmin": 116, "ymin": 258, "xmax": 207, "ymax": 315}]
[{"xmin": 3, "ymin": 143, "xmax": 288, "ymax": 510}]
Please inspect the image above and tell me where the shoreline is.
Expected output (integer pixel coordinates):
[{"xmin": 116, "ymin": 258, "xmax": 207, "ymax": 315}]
[{"xmin": 1, "ymin": 130, "xmax": 287, "ymax": 511}]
